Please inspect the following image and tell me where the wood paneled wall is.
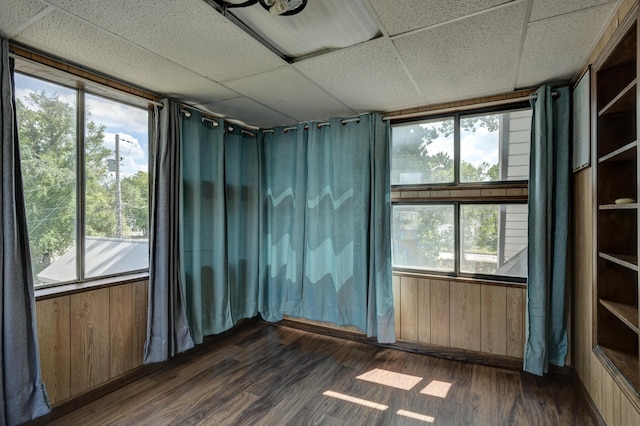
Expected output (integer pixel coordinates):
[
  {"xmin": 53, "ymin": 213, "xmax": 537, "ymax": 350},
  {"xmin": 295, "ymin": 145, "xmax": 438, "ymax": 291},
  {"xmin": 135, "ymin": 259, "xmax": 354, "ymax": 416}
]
[
  {"xmin": 36, "ymin": 280, "xmax": 148, "ymax": 406},
  {"xmin": 393, "ymin": 275, "xmax": 525, "ymax": 358},
  {"xmin": 571, "ymin": 0, "xmax": 640, "ymax": 424}
]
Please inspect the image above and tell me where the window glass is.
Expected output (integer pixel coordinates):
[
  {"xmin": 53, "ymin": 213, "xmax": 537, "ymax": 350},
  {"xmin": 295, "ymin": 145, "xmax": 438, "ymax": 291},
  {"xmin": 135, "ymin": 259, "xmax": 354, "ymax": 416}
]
[
  {"xmin": 392, "ymin": 205, "xmax": 455, "ymax": 271},
  {"xmin": 15, "ymin": 74, "xmax": 78, "ymax": 286},
  {"xmin": 84, "ymin": 94, "xmax": 149, "ymax": 278},
  {"xmin": 460, "ymin": 204, "xmax": 528, "ymax": 278},
  {"xmin": 460, "ymin": 109, "xmax": 532, "ymax": 182},
  {"xmin": 391, "ymin": 117, "xmax": 454, "ymax": 185},
  {"xmin": 15, "ymin": 72, "xmax": 150, "ymax": 286}
]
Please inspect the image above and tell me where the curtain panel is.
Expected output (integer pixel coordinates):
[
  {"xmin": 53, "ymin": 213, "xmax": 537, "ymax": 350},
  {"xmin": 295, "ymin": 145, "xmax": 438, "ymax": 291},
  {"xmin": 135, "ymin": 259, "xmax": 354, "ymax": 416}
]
[
  {"xmin": 1, "ymin": 38, "xmax": 51, "ymax": 425},
  {"xmin": 261, "ymin": 114, "xmax": 395, "ymax": 343},
  {"xmin": 144, "ymin": 99, "xmax": 194, "ymax": 363},
  {"xmin": 524, "ymin": 85, "xmax": 570, "ymax": 376},
  {"xmin": 180, "ymin": 112, "xmax": 261, "ymax": 343}
]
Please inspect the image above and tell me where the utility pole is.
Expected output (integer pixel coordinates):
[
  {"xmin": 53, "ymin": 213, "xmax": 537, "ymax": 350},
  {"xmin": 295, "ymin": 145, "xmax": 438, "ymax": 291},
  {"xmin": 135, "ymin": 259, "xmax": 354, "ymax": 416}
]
[{"xmin": 115, "ymin": 134, "xmax": 123, "ymax": 239}]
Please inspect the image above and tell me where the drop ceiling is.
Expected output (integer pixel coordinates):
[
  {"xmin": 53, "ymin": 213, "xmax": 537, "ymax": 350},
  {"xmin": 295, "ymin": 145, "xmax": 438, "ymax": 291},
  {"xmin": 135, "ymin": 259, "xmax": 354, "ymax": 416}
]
[{"xmin": 0, "ymin": 0, "xmax": 619, "ymax": 128}]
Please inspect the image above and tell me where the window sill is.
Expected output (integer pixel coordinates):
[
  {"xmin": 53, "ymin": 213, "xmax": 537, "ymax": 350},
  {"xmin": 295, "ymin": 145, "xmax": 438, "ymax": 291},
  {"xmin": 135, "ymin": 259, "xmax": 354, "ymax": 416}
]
[
  {"xmin": 35, "ymin": 272, "xmax": 149, "ymax": 301},
  {"xmin": 392, "ymin": 269, "xmax": 526, "ymax": 288}
]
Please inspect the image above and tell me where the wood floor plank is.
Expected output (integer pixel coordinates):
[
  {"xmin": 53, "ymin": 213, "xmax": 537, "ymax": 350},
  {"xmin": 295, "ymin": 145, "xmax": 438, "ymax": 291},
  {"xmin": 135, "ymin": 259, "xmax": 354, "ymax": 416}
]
[{"xmin": 40, "ymin": 323, "xmax": 597, "ymax": 426}]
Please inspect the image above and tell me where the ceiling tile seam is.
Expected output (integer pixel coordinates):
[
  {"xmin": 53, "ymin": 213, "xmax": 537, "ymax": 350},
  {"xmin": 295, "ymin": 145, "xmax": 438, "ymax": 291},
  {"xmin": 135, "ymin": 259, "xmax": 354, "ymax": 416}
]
[
  {"xmin": 289, "ymin": 37, "xmax": 381, "ymax": 65},
  {"xmin": 220, "ymin": 64, "xmax": 290, "ymax": 85},
  {"xmin": 201, "ymin": 0, "xmax": 290, "ymax": 64},
  {"xmin": 389, "ymin": 0, "xmax": 527, "ymax": 41},
  {"xmin": 4, "ymin": 4, "xmax": 56, "ymax": 40},
  {"xmin": 388, "ymin": 40, "xmax": 427, "ymax": 104},
  {"xmin": 511, "ymin": 0, "xmax": 534, "ymax": 92},
  {"xmin": 362, "ymin": 0, "xmax": 391, "ymax": 38},
  {"xmin": 220, "ymin": 93, "xmax": 301, "ymax": 126},
  {"xmin": 287, "ymin": 65, "xmax": 359, "ymax": 115},
  {"xmin": 527, "ymin": 0, "xmax": 619, "ymax": 24},
  {"xmin": 36, "ymin": 0, "xmax": 246, "ymax": 102}
]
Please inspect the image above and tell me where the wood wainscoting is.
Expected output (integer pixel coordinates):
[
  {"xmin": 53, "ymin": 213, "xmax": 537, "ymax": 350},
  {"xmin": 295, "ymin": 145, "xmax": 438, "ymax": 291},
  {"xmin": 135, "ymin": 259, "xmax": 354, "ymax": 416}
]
[
  {"xmin": 35, "ymin": 280, "xmax": 148, "ymax": 406},
  {"xmin": 393, "ymin": 275, "xmax": 525, "ymax": 359}
]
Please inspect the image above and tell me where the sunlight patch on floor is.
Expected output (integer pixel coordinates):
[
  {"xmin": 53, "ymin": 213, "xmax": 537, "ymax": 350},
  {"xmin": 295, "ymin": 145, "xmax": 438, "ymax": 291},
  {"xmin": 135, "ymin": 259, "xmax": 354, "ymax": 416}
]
[
  {"xmin": 322, "ymin": 390, "xmax": 389, "ymax": 411},
  {"xmin": 356, "ymin": 368, "xmax": 423, "ymax": 390},
  {"xmin": 397, "ymin": 409, "xmax": 435, "ymax": 423},
  {"xmin": 420, "ymin": 380, "xmax": 452, "ymax": 398}
]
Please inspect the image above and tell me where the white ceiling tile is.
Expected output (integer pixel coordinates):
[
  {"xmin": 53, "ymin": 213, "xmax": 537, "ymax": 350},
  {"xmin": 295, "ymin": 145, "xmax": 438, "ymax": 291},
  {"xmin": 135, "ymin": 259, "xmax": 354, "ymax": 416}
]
[
  {"xmin": 394, "ymin": 2, "xmax": 526, "ymax": 104},
  {"xmin": 295, "ymin": 38, "xmax": 423, "ymax": 112},
  {"xmin": 369, "ymin": 0, "xmax": 513, "ymax": 36},
  {"xmin": 44, "ymin": 0, "xmax": 285, "ymax": 81},
  {"xmin": 517, "ymin": 3, "xmax": 617, "ymax": 88},
  {"xmin": 530, "ymin": 0, "xmax": 616, "ymax": 22},
  {"xmin": 225, "ymin": 66, "xmax": 356, "ymax": 122},
  {"xmin": 201, "ymin": 97, "xmax": 296, "ymax": 128},
  {"xmin": 0, "ymin": 0, "xmax": 48, "ymax": 38},
  {"xmin": 13, "ymin": 11, "xmax": 238, "ymax": 104}
]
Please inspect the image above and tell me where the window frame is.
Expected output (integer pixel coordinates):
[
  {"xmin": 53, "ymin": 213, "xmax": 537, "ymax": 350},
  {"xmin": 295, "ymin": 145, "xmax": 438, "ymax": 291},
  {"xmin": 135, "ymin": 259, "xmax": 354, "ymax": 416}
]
[
  {"xmin": 15, "ymin": 67, "xmax": 152, "ymax": 289},
  {"xmin": 390, "ymin": 102, "xmax": 531, "ymax": 284}
]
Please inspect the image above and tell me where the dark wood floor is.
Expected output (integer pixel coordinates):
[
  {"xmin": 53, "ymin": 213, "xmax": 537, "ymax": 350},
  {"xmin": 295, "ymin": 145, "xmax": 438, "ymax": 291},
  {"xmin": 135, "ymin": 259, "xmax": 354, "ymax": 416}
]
[{"xmin": 41, "ymin": 323, "xmax": 592, "ymax": 425}]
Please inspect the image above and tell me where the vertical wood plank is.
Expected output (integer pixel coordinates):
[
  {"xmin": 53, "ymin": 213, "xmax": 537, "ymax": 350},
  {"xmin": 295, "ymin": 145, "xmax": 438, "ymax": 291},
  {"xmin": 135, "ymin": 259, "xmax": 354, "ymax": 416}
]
[
  {"xmin": 450, "ymin": 282, "xmax": 481, "ymax": 351},
  {"xmin": 392, "ymin": 275, "xmax": 401, "ymax": 337},
  {"xmin": 601, "ymin": 370, "xmax": 614, "ymax": 425},
  {"xmin": 589, "ymin": 353, "xmax": 603, "ymax": 415},
  {"xmin": 417, "ymin": 278, "xmax": 431, "ymax": 344},
  {"xmin": 110, "ymin": 284, "xmax": 133, "ymax": 378},
  {"xmin": 573, "ymin": 169, "xmax": 593, "ymax": 388},
  {"xmin": 481, "ymin": 285, "xmax": 507, "ymax": 355},
  {"xmin": 400, "ymin": 277, "xmax": 418, "ymax": 341},
  {"xmin": 430, "ymin": 280, "xmax": 450, "ymax": 346},
  {"xmin": 36, "ymin": 296, "xmax": 71, "ymax": 405},
  {"xmin": 506, "ymin": 287, "xmax": 524, "ymax": 358},
  {"xmin": 132, "ymin": 280, "xmax": 149, "ymax": 368},
  {"xmin": 70, "ymin": 288, "xmax": 111, "ymax": 395},
  {"xmin": 621, "ymin": 392, "xmax": 640, "ymax": 426},
  {"xmin": 612, "ymin": 382, "xmax": 621, "ymax": 426}
]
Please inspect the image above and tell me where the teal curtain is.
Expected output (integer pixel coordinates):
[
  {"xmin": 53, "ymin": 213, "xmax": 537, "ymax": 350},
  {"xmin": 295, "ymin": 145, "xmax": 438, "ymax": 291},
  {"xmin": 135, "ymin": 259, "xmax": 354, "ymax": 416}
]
[
  {"xmin": 180, "ymin": 112, "xmax": 261, "ymax": 343},
  {"xmin": 524, "ymin": 86, "xmax": 570, "ymax": 376},
  {"xmin": 260, "ymin": 124, "xmax": 307, "ymax": 322},
  {"xmin": 225, "ymin": 126, "xmax": 261, "ymax": 323},
  {"xmin": 1, "ymin": 37, "xmax": 50, "ymax": 426},
  {"xmin": 261, "ymin": 114, "xmax": 395, "ymax": 343}
]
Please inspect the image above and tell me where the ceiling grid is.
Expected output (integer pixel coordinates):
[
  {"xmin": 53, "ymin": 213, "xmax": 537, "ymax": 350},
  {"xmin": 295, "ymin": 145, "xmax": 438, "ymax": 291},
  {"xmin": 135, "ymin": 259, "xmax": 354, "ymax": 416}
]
[{"xmin": 0, "ymin": 0, "xmax": 621, "ymax": 128}]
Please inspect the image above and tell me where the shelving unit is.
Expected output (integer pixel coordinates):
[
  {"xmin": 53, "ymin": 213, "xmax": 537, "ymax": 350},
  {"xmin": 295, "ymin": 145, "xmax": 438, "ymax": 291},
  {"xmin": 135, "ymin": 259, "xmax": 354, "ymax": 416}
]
[{"xmin": 594, "ymin": 19, "xmax": 640, "ymax": 395}]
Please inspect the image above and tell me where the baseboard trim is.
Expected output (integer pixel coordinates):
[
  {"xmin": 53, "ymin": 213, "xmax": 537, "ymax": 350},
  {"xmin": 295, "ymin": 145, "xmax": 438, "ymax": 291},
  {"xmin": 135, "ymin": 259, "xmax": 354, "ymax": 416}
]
[
  {"xmin": 277, "ymin": 318, "xmax": 531, "ymax": 372},
  {"xmin": 571, "ymin": 369, "xmax": 606, "ymax": 426}
]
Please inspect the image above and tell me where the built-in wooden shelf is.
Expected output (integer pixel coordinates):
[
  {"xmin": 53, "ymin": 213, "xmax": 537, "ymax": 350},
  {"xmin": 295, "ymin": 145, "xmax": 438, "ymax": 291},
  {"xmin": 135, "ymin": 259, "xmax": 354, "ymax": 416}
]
[
  {"xmin": 600, "ymin": 299, "xmax": 639, "ymax": 334},
  {"xmin": 599, "ymin": 140, "xmax": 637, "ymax": 163},
  {"xmin": 595, "ymin": 18, "xmax": 639, "ymax": 402},
  {"xmin": 600, "ymin": 346, "xmax": 640, "ymax": 393},
  {"xmin": 599, "ymin": 79, "xmax": 637, "ymax": 116},
  {"xmin": 599, "ymin": 203, "xmax": 638, "ymax": 210},
  {"xmin": 599, "ymin": 252, "xmax": 639, "ymax": 271}
]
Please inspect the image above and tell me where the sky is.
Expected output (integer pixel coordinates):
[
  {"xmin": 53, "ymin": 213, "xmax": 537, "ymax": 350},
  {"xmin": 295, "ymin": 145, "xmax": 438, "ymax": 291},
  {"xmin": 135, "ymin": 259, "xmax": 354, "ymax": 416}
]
[
  {"xmin": 14, "ymin": 73, "xmax": 149, "ymax": 177},
  {"xmin": 422, "ymin": 121, "xmax": 498, "ymax": 166}
]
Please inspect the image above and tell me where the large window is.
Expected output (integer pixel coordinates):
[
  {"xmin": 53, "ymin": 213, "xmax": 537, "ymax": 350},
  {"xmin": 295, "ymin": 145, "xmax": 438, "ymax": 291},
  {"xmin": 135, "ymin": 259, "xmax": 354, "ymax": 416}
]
[
  {"xmin": 391, "ymin": 106, "xmax": 531, "ymax": 281},
  {"xmin": 15, "ymin": 73, "xmax": 150, "ymax": 287}
]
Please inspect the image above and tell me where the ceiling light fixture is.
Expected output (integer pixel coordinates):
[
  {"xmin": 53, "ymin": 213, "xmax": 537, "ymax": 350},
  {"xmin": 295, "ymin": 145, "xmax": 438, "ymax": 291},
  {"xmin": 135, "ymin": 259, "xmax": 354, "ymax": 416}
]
[{"xmin": 221, "ymin": 0, "xmax": 307, "ymax": 16}]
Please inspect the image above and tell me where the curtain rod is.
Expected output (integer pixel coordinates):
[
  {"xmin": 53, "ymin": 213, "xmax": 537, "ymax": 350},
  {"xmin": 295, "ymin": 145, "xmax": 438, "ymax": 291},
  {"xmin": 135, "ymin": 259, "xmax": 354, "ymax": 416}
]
[
  {"xmin": 180, "ymin": 104, "xmax": 260, "ymax": 131},
  {"xmin": 382, "ymin": 91, "xmax": 559, "ymax": 122},
  {"xmin": 262, "ymin": 116, "xmax": 362, "ymax": 134}
]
